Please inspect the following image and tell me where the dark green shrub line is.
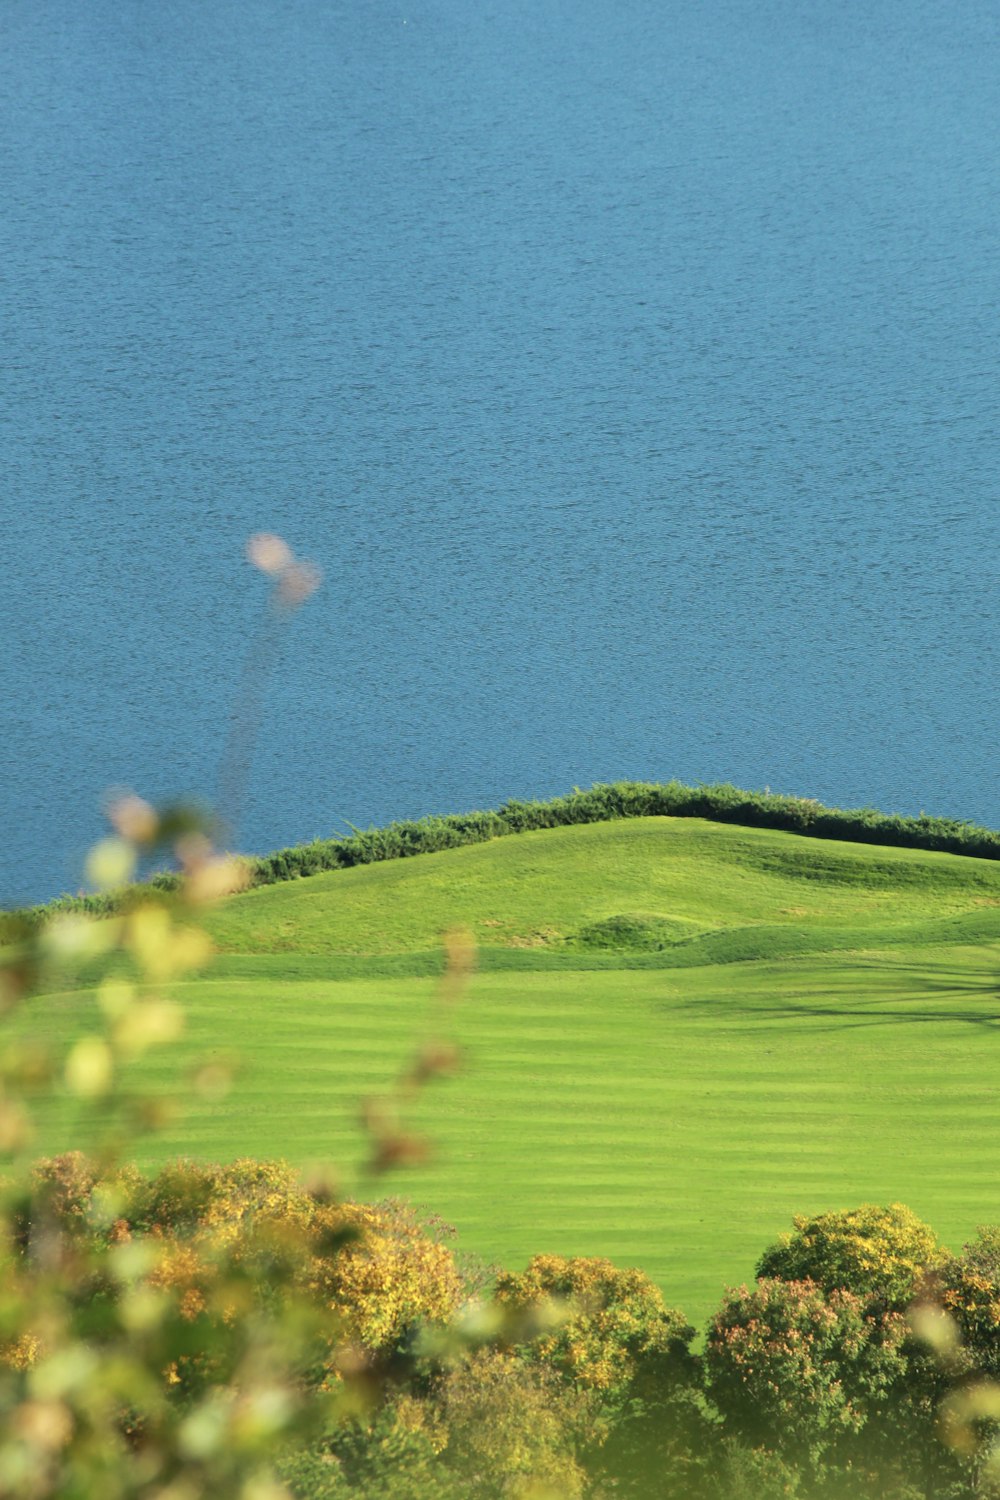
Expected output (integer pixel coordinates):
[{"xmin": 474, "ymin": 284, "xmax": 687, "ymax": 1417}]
[{"xmin": 9, "ymin": 778, "xmax": 1000, "ymax": 929}]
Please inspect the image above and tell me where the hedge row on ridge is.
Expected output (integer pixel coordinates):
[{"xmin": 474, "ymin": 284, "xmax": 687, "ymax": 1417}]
[{"xmin": 11, "ymin": 779, "xmax": 1000, "ymax": 927}]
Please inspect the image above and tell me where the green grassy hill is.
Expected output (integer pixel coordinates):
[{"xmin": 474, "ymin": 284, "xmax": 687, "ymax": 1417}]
[{"xmin": 22, "ymin": 816, "xmax": 1000, "ymax": 1323}]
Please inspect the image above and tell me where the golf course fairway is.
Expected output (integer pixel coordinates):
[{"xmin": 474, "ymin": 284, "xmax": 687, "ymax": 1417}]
[{"xmin": 22, "ymin": 815, "xmax": 1000, "ymax": 1324}]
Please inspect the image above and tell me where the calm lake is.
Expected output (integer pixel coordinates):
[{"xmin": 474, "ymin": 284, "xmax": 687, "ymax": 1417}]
[{"xmin": 3, "ymin": 0, "xmax": 999, "ymax": 906}]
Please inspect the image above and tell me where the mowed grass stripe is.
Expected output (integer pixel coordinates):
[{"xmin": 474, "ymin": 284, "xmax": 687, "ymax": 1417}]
[{"xmin": 20, "ymin": 940, "xmax": 1000, "ymax": 1325}]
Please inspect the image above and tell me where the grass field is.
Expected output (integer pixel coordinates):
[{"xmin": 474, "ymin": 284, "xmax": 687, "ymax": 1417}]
[{"xmin": 21, "ymin": 816, "xmax": 1000, "ymax": 1325}]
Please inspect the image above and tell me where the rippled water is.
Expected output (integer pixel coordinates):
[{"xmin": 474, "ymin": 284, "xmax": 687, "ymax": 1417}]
[{"xmin": 3, "ymin": 0, "xmax": 999, "ymax": 905}]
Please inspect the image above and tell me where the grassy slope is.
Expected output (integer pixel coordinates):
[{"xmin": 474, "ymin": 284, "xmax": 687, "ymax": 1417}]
[
  {"xmin": 203, "ymin": 817, "xmax": 1000, "ymax": 955},
  {"xmin": 23, "ymin": 817, "xmax": 1000, "ymax": 1325}
]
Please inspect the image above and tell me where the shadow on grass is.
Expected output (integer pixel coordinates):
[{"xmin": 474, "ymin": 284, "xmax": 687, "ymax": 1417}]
[{"xmin": 661, "ymin": 959, "xmax": 1000, "ymax": 1035}]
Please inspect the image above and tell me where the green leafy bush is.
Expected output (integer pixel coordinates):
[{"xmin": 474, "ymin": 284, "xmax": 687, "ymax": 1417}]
[
  {"xmin": 756, "ymin": 1204, "xmax": 946, "ymax": 1309},
  {"xmin": 936, "ymin": 1227, "xmax": 1000, "ymax": 1379},
  {"xmin": 494, "ymin": 1254, "xmax": 696, "ymax": 1406},
  {"xmin": 432, "ymin": 1348, "xmax": 588, "ymax": 1499},
  {"xmin": 706, "ymin": 1278, "xmax": 909, "ymax": 1479}
]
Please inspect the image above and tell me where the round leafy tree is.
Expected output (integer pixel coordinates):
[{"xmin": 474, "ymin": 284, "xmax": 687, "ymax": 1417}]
[
  {"xmin": 493, "ymin": 1255, "xmax": 706, "ymax": 1493},
  {"xmin": 756, "ymin": 1203, "xmax": 946, "ymax": 1308},
  {"xmin": 706, "ymin": 1278, "xmax": 909, "ymax": 1477},
  {"xmin": 936, "ymin": 1226, "xmax": 1000, "ymax": 1379},
  {"xmin": 493, "ymin": 1254, "xmax": 695, "ymax": 1401}
]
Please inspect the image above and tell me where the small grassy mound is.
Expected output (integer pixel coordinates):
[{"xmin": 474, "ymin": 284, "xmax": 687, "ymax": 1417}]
[{"xmin": 570, "ymin": 912, "xmax": 705, "ymax": 951}]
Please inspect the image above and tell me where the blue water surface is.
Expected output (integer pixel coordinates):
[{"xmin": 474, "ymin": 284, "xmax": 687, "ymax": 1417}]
[{"xmin": 2, "ymin": 0, "xmax": 999, "ymax": 905}]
